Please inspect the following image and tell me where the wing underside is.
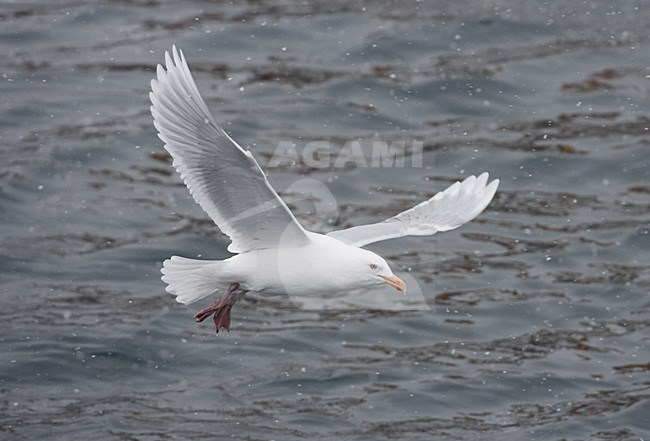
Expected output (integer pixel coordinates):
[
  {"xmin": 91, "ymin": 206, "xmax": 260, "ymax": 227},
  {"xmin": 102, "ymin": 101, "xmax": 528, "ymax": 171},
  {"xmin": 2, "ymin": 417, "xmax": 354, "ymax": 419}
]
[
  {"xmin": 150, "ymin": 46, "xmax": 308, "ymax": 253},
  {"xmin": 327, "ymin": 173, "xmax": 499, "ymax": 248}
]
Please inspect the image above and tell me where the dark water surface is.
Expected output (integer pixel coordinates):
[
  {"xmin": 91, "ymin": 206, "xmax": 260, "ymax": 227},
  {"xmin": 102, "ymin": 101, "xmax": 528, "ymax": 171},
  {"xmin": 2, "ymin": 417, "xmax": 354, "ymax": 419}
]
[{"xmin": 1, "ymin": 1, "xmax": 649, "ymax": 440}]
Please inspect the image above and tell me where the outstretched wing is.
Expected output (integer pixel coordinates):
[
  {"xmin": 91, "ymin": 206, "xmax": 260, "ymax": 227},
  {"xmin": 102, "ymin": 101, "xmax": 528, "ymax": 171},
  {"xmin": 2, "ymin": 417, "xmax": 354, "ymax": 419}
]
[
  {"xmin": 327, "ymin": 173, "xmax": 499, "ymax": 248},
  {"xmin": 150, "ymin": 46, "xmax": 309, "ymax": 253}
]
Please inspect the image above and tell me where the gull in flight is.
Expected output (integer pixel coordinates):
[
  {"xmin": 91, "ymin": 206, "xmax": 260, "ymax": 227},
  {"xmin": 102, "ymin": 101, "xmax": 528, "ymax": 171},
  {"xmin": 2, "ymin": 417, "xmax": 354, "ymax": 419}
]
[{"xmin": 150, "ymin": 46, "xmax": 499, "ymax": 333}]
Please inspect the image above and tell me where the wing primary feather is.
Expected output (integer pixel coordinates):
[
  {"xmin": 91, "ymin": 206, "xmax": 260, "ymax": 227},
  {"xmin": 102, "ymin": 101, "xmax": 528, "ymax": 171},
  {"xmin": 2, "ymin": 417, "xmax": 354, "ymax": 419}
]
[
  {"xmin": 327, "ymin": 173, "xmax": 499, "ymax": 247},
  {"xmin": 150, "ymin": 46, "xmax": 309, "ymax": 253}
]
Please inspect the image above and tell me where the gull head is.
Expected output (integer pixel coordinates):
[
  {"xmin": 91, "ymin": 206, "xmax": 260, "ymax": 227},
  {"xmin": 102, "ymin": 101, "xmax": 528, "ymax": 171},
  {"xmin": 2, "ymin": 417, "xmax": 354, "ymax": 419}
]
[{"xmin": 352, "ymin": 248, "xmax": 407, "ymax": 295}]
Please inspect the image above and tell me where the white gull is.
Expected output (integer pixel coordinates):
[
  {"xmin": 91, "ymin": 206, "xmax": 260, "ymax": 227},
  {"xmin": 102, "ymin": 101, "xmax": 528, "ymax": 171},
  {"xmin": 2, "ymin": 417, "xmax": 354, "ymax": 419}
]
[{"xmin": 150, "ymin": 46, "xmax": 499, "ymax": 333}]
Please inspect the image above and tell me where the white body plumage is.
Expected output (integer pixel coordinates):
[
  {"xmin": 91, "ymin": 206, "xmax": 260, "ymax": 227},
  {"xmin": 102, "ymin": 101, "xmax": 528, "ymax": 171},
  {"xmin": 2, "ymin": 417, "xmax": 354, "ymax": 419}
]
[{"xmin": 151, "ymin": 46, "xmax": 499, "ymax": 331}]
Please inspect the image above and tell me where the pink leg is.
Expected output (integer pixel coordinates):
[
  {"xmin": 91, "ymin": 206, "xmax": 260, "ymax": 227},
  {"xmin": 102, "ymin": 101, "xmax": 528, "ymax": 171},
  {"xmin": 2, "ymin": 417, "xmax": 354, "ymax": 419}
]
[{"xmin": 194, "ymin": 283, "xmax": 245, "ymax": 333}]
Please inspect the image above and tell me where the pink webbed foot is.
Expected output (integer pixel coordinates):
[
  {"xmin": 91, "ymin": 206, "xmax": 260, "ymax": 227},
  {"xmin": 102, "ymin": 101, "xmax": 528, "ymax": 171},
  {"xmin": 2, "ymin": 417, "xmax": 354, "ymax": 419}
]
[
  {"xmin": 194, "ymin": 283, "xmax": 245, "ymax": 333},
  {"xmin": 212, "ymin": 304, "xmax": 233, "ymax": 332}
]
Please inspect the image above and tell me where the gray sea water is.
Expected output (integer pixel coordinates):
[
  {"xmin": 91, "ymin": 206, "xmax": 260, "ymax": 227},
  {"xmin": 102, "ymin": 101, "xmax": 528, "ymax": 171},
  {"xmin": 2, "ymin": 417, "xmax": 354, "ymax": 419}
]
[{"xmin": 1, "ymin": 1, "xmax": 649, "ymax": 440}]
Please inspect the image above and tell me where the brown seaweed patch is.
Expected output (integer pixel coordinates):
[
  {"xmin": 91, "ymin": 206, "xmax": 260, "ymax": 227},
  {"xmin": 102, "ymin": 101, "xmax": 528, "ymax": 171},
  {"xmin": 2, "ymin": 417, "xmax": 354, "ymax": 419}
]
[
  {"xmin": 535, "ymin": 219, "xmax": 648, "ymax": 234},
  {"xmin": 562, "ymin": 67, "xmax": 641, "ymax": 93},
  {"xmin": 628, "ymin": 186, "xmax": 650, "ymax": 194},
  {"xmin": 480, "ymin": 114, "xmax": 650, "ymax": 155},
  {"xmin": 562, "ymin": 78, "xmax": 611, "ymax": 93},
  {"xmin": 492, "ymin": 190, "xmax": 603, "ymax": 216},
  {"xmin": 445, "ymin": 318, "xmax": 474, "ymax": 324},
  {"xmin": 88, "ymin": 168, "xmax": 181, "ymax": 187},
  {"xmin": 143, "ymin": 13, "xmax": 226, "ymax": 30},
  {"xmin": 149, "ymin": 152, "xmax": 172, "ymax": 164},
  {"xmin": 554, "ymin": 262, "xmax": 650, "ymax": 286},
  {"xmin": 613, "ymin": 362, "xmax": 650, "ymax": 374},
  {"xmin": 343, "ymin": 319, "xmax": 647, "ymax": 367},
  {"xmin": 2, "ymin": 214, "xmax": 228, "ymax": 257},
  {"xmin": 509, "ymin": 385, "xmax": 650, "ymax": 426},
  {"xmin": 529, "ymin": 143, "xmax": 587, "ymax": 154},
  {"xmin": 556, "ymin": 143, "xmax": 586, "ymax": 154},
  {"xmin": 3, "ymin": 232, "xmax": 119, "ymax": 257},
  {"xmin": 463, "ymin": 232, "xmax": 570, "ymax": 253},
  {"xmin": 2, "ymin": 284, "xmax": 165, "ymax": 328},
  {"xmin": 434, "ymin": 288, "xmax": 565, "ymax": 306},
  {"xmin": 130, "ymin": 165, "xmax": 173, "ymax": 177},
  {"xmin": 15, "ymin": 118, "xmax": 131, "ymax": 152},
  {"xmin": 248, "ymin": 65, "xmax": 339, "ymax": 88},
  {"xmin": 365, "ymin": 415, "xmax": 499, "ymax": 438},
  {"xmin": 74, "ymin": 63, "xmax": 156, "ymax": 73}
]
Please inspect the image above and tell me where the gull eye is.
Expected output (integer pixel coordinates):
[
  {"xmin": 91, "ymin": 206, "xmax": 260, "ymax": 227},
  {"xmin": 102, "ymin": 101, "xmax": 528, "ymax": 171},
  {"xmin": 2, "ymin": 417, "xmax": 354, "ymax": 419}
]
[{"xmin": 369, "ymin": 264, "xmax": 378, "ymax": 270}]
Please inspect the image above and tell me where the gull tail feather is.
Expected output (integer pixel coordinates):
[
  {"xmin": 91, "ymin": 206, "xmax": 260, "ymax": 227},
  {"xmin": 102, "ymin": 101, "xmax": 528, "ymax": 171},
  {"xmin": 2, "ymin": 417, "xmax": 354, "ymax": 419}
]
[{"xmin": 161, "ymin": 256, "xmax": 221, "ymax": 305}]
